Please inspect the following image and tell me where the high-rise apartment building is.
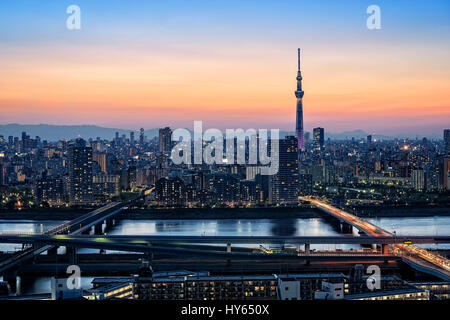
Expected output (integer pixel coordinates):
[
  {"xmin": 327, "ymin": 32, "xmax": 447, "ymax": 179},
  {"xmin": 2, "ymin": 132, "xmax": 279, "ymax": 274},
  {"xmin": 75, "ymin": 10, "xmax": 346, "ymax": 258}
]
[
  {"xmin": 139, "ymin": 128, "xmax": 145, "ymax": 146},
  {"xmin": 159, "ymin": 127, "xmax": 172, "ymax": 154},
  {"xmin": 93, "ymin": 152, "xmax": 107, "ymax": 174},
  {"xmin": 412, "ymin": 169, "xmax": 426, "ymax": 191},
  {"xmin": 443, "ymin": 157, "xmax": 450, "ymax": 190},
  {"xmin": 269, "ymin": 136, "xmax": 299, "ymax": 204},
  {"xmin": 313, "ymin": 127, "xmax": 325, "ymax": 151},
  {"xmin": 444, "ymin": 129, "xmax": 450, "ymax": 153},
  {"xmin": 68, "ymin": 138, "xmax": 93, "ymax": 205}
]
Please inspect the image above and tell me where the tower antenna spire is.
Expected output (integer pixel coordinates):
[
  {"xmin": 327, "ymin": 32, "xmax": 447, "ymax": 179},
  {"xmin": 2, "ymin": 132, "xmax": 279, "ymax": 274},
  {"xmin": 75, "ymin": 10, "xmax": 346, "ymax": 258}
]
[{"xmin": 295, "ymin": 48, "xmax": 304, "ymax": 153}]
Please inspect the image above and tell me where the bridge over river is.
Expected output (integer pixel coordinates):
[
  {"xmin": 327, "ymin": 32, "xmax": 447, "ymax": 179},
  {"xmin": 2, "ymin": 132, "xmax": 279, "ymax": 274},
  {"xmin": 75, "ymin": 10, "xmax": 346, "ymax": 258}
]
[{"xmin": 301, "ymin": 197, "xmax": 450, "ymax": 281}]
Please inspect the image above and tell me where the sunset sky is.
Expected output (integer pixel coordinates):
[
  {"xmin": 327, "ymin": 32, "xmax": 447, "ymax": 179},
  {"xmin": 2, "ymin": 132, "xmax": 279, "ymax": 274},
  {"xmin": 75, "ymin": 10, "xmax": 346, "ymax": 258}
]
[{"xmin": 0, "ymin": 0, "xmax": 449, "ymax": 135}]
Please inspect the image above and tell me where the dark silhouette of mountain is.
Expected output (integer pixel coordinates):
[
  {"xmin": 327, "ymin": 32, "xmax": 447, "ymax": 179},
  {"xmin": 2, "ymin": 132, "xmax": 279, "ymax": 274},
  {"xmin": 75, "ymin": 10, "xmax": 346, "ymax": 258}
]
[
  {"xmin": 0, "ymin": 124, "xmax": 443, "ymax": 141},
  {"xmin": 281, "ymin": 129, "xmax": 442, "ymax": 141},
  {"xmin": 0, "ymin": 124, "xmax": 158, "ymax": 141}
]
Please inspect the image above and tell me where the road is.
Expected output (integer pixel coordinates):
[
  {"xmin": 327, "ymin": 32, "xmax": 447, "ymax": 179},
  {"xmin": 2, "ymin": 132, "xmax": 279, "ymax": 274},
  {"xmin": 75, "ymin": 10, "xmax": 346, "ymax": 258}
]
[
  {"xmin": 1, "ymin": 234, "xmax": 450, "ymax": 245},
  {"xmin": 301, "ymin": 196, "xmax": 450, "ymax": 280},
  {"xmin": 0, "ymin": 202, "xmax": 126, "ymax": 274}
]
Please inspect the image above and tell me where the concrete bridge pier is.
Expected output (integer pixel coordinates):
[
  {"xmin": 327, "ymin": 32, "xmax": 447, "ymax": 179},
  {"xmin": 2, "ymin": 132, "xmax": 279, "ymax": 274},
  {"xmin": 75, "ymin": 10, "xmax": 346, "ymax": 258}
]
[
  {"xmin": 3, "ymin": 268, "xmax": 18, "ymax": 294},
  {"xmin": 94, "ymin": 223, "xmax": 103, "ymax": 235},
  {"xmin": 65, "ymin": 247, "xmax": 77, "ymax": 264},
  {"xmin": 104, "ymin": 219, "xmax": 112, "ymax": 232},
  {"xmin": 81, "ymin": 227, "xmax": 92, "ymax": 235},
  {"xmin": 340, "ymin": 222, "xmax": 353, "ymax": 234},
  {"xmin": 105, "ymin": 218, "xmax": 115, "ymax": 229},
  {"xmin": 322, "ymin": 216, "xmax": 342, "ymax": 233},
  {"xmin": 226, "ymin": 242, "xmax": 232, "ymax": 265},
  {"xmin": 304, "ymin": 243, "xmax": 310, "ymax": 255},
  {"xmin": 47, "ymin": 246, "xmax": 59, "ymax": 256}
]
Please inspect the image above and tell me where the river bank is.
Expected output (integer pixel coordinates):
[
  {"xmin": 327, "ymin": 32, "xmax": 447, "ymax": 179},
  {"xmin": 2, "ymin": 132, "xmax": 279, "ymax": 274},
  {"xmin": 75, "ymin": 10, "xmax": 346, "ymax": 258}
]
[
  {"xmin": 0, "ymin": 204, "xmax": 449, "ymax": 221},
  {"xmin": 348, "ymin": 204, "xmax": 450, "ymax": 218}
]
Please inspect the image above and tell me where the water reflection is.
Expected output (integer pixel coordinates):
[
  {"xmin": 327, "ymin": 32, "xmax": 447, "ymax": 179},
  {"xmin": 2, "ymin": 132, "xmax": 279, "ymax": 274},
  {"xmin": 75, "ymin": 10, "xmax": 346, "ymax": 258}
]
[
  {"xmin": 0, "ymin": 216, "xmax": 449, "ymax": 295},
  {"xmin": 270, "ymin": 219, "xmax": 297, "ymax": 236},
  {"xmin": 0, "ymin": 220, "xmax": 65, "ymax": 252}
]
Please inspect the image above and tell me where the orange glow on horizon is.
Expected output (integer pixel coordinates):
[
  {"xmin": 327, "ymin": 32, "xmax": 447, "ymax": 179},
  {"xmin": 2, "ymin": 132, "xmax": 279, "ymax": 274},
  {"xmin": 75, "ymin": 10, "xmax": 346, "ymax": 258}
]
[{"xmin": 0, "ymin": 43, "xmax": 449, "ymax": 132}]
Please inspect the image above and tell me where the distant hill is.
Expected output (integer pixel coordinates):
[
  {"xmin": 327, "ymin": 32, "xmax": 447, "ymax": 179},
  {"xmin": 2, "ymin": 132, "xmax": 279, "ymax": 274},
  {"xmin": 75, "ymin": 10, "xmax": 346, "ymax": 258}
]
[
  {"xmin": 282, "ymin": 130, "xmax": 441, "ymax": 141},
  {"xmin": 0, "ymin": 124, "xmax": 443, "ymax": 141},
  {"xmin": 0, "ymin": 124, "xmax": 158, "ymax": 141}
]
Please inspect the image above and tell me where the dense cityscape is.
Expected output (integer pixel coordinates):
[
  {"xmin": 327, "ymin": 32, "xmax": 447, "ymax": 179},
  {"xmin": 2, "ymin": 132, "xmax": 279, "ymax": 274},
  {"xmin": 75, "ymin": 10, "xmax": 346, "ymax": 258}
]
[
  {"xmin": 0, "ymin": 127, "xmax": 449, "ymax": 211},
  {"xmin": 0, "ymin": 1, "xmax": 449, "ymax": 311},
  {"xmin": 0, "ymin": 52, "xmax": 449, "ymax": 302}
]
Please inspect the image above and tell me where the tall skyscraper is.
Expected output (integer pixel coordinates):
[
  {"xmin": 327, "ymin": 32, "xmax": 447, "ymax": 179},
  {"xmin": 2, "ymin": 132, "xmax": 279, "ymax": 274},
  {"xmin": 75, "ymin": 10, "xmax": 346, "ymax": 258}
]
[
  {"xmin": 139, "ymin": 128, "xmax": 145, "ymax": 145},
  {"xmin": 21, "ymin": 131, "xmax": 28, "ymax": 152},
  {"xmin": 295, "ymin": 48, "xmax": 305, "ymax": 152},
  {"xmin": 269, "ymin": 136, "xmax": 299, "ymax": 204},
  {"xmin": 130, "ymin": 131, "xmax": 135, "ymax": 145},
  {"xmin": 68, "ymin": 138, "xmax": 93, "ymax": 205},
  {"xmin": 313, "ymin": 127, "xmax": 325, "ymax": 151},
  {"xmin": 444, "ymin": 129, "xmax": 450, "ymax": 153},
  {"xmin": 159, "ymin": 127, "xmax": 172, "ymax": 154},
  {"xmin": 304, "ymin": 132, "xmax": 310, "ymax": 144}
]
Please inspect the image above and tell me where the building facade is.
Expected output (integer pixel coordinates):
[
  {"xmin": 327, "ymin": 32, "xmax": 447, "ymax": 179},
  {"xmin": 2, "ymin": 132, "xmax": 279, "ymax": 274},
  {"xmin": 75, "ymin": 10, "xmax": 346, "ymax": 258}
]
[
  {"xmin": 68, "ymin": 138, "xmax": 93, "ymax": 205},
  {"xmin": 269, "ymin": 136, "xmax": 299, "ymax": 205}
]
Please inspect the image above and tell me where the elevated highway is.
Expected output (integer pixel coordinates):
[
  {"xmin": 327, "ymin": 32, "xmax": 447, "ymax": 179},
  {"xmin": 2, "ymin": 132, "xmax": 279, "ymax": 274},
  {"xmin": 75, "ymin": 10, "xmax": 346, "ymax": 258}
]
[
  {"xmin": 301, "ymin": 197, "xmax": 450, "ymax": 281},
  {"xmin": 0, "ymin": 201, "xmax": 129, "ymax": 277},
  {"xmin": 0, "ymin": 234, "xmax": 449, "ymax": 246},
  {"xmin": 0, "ymin": 235, "xmax": 396, "ymax": 260},
  {"xmin": 0, "ymin": 188, "xmax": 152, "ymax": 279}
]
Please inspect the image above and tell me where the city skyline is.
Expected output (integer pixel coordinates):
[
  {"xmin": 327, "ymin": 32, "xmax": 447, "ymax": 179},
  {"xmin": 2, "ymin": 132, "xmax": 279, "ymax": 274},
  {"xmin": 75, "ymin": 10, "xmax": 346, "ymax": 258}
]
[
  {"xmin": 1, "ymin": 1, "xmax": 449, "ymax": 305},
  {"xmin": 0, "ymin": 1, "xmax": 449, "ymax": 135}
]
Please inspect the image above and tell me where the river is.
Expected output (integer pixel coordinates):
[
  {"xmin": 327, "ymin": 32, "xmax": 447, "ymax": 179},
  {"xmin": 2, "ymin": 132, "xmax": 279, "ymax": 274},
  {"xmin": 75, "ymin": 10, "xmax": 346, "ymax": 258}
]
[{"xmin": 0, "ymin": 215, "xmax": 449, "ymax": 294}]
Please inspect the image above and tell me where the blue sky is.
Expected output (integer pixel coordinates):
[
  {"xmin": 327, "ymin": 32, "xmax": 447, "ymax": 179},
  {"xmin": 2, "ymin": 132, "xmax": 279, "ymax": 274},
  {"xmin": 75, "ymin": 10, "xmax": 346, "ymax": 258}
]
[{"xmin": 0, "ymin": 1, "xmax": 449, "ymax": 134}]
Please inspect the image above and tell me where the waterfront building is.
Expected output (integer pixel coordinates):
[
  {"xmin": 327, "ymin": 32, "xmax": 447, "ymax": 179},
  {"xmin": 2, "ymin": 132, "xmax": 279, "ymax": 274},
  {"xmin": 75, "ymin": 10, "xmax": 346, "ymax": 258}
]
[
  {"xmin": 412, "ymin": 168, "xmax": 427, "ymax": 191},
  {"xmin": 93, "ymin": 174, "xmax": 120, "ymax": 201},
  {"xmin": 205, "ymin": 173, "xmax": 240, "ymax": 205},
  {"xmin": 443, "ymin": 156, "xmax": 450, "ymax": 190},
  {"xmin": 155, "ymin": 177, "xmax": 185, "ymax": 206},
  {"xmin": 444, "ymin": 129, "xmax": 450, "ymax": 153},
  {"xmin": 34, "ymin": 174, "xmax": 64, "ymax": 206},
  {"xmin": 68, "ymin": 138, "xmax": 93, "ymax": 205},
  {"xmin": 84, "ymin": 273, "xmax": 429, "ymax": 301},
  {"xmin": 268, "ymin": 136, "xmax": 299, "ymax": 205}
]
